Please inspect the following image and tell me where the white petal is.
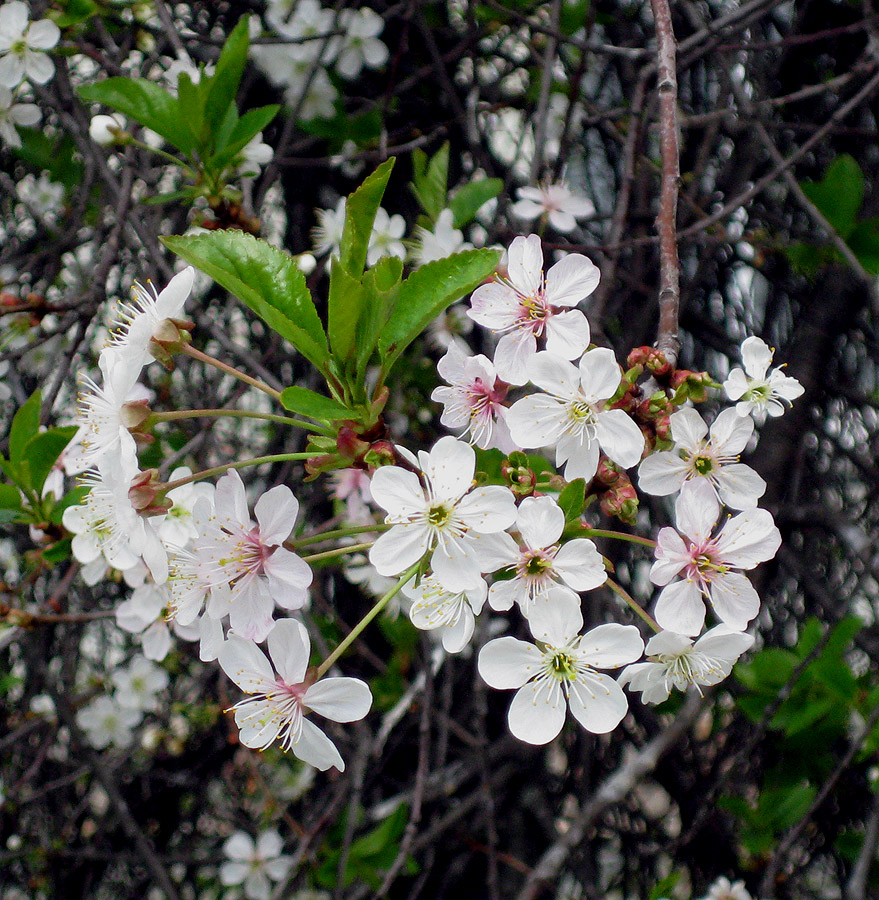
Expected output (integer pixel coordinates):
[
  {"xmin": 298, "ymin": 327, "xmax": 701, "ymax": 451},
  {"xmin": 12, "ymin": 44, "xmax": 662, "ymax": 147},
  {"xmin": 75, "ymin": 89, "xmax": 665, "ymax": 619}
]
[
  {"xmin": 577, "ymin": 347, "xmax": 623, "ymax": 403},
  {"xmin": 526, "ymin": 597, "xmax": 583, "ymax": 647},
  {"xmin": 507, "ymin": 234, "xmax": 543, "ymax": 295},
  {"xmin": 710, "ymin": 407, "xmax": 754, "ymax": 455},
  {"xmin": 215, "ymin": 469, "xmax": 250, "ymax": 527},
  {"xmin": 218, "ymin": 635, "xmax": 274, "ymax": 692},
  {"xmin": 229, "ymin": 583, "xmax": 275, "ymax": 643},
  {"xmin": 507, "ymin": 679, "xmax": 566, "ymax": 744},
  {"xmin": 595, "ymin": 409, "xmax": 645, "ymax": 469},
  {"xmin": 457, "ymin": 485, "xmax": 517, "ymax": 533},
  {"xmin": 517, "ymin": 495, "xmax": 564, "ymax": 550},
  {"xmin": 654, "ymin": 580, "xmax": 705, "ymax": 636},
  {"xmin": 369, "ymin": 466, "xmax": 425, "ymax": 517},
  {"xmin": 528, "ymin": 351, "xmax": 581, "ymax": 397},
  {"xmin": 575, "ymin": 623, "xmax": 644, "ymax": 669},
  {"xmin": 669, "ymin": 407, "xmax": 708, "ymax": 451},
  {"xmin": 558, "ymin": 434, "xmax": 600, "ymax": 483},
  {"xmin": 544, "ymin": 310, "xmax": 590, "ymax": 360},
  {"xmin": 708, "ymin": 572, "xmax": 760, "ymax": 630},
  {"xmin": 638, "ymin": 452, "xmax": 688, "ymax": 496},
  {"xmin": 293, "ymin": 716, "xmax": 345, "ymax": 771},
  {"xmin": 553, "ymin": 539, "xmax": 606, "ymax": 591},
  {"xmin": 305, "ymin": 677, "xmax": 372, "ymax": 722},
  {"xmin": 267, "ymin": 618, "xmax": 310, "ymax": 685},
  {"xmin": 716, "ymin": 464, "xmax": 766, "ymax": 509},
  {"xmin": 507, "ymin": 394, "xmax": 569, "ymax": 449},
  {"xmin": 740, "ymin": 336, "xmax": 773, "ymax": 379},
  {"xmin": 493, "ymin": 329, "xmax": 536, "ymax": 385},
  {"xmin": 478, "ymin": 636, "xmax": 542, "ymax": 688},
  {"xmin": 715, "ymin": 508, "xmax": 781, "ymax": 568},
  {"xmin": 223, "ymin": 831, "xmax": 255, "ymax": 861},
  {"xmin": 254, "ymin": 486, "xmax": 299, "ymax": 545},
  {"xmin": 255, "ymin": 829, "xmax": 283, "ymax": 859},
  {"xmin": 425, "ymin": 436, "xmax": 476, "ymax": 502},
  {"xmin": 674, "ymin": 478, "xmax": 720, "ymax": 542},
  {"xmin": 442, "ymin": 606, "xmax": 475, "ymax": 653},
  {"xmin": 567, "ymin": 673, "xmax": 629, "ymax": 733}
]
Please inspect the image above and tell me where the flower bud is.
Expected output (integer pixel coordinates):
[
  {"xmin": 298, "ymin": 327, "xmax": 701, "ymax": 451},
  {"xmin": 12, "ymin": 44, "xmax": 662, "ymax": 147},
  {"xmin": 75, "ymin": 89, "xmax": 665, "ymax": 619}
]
[
  {"xmin": 600, "ymin": 477, "xmax": 638, "ymax": 525},
  {"xmin": 89, "ymin": 114, "xmax": 128, "ymax": 146},
  {"xmin": 128, "ymin": 469, "xmax": 172, "ymax": 516},
  {"xmin": 627, "ymin": 346, "xmax": 672, "ymax": 378},
  {"xmin": 501, "ymin": 457, "xmax": 537, "ymax": 498}
]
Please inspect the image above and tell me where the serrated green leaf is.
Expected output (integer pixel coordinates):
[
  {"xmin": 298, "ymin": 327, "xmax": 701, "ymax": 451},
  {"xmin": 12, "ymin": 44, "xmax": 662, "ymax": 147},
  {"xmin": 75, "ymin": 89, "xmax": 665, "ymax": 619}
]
[
  {"xmin": 378, "ymin": 248, "xmax": 500, "ymax": 376},
  {"xmin": 558, "ymin": 479, "xmax": 586, "ymax": 521},
  {"xmin": 210, "ymin": 105, "xmax": 280, "ymax": 169},
  {"xmin": 204, "ymin": 16, "xmax": 250, "ymax": 137},
  {"xmin": 450, "ymin": 178, "xmax": 503, "ymax": 227},
  {"xmin": 9, "ymin": 390, "xmax": 41, "ymax": 470},
  {"xmin": 355, "ymin": 256, "xmax": 403, "ymax": 381},
  {"xmin": 162, "ymin": 231, "xmax": 329, "ymax": 371},
  {"xmin": 328, "ymin": 256, "xmax": 366, "ymax": 362},
  {"xmin": 0, "ymin": 483, "xmax": 22, "ymax": 511},
  {"xmin": 410, "ymin": 143, "xmax": 448, "ymax": 221},
  {"xmin": 280, "ymin": 386, "xmax": 351, "ymax": 421},
  {"xmin": 340, "ymin": 159, "xmax": 395, "ymax": 278},
  {"xmin": 78, "ymin": 78, "xmax": 193, "ymax": 156},
  {"xmin": 801, "ymin": 154, "xmax": 864, "ymax": 239},
  {"xmin": 22, "ymin": 427, "xmax": 77, "ymax": 494}
]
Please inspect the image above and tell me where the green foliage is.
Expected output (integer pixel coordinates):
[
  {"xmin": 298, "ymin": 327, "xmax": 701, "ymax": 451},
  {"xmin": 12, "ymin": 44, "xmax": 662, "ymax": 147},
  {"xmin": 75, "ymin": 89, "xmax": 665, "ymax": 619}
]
[
  {"xmin": 410, "ymin": 143, "xmax": 449, "ymax": 222},
  {"xmin": 720, "ymin": 782, "xmax": 818, "ymax": 856},
  {"xmin": 557, "ymin": 478, "xmax": 586, "ymax": 521},
  {"xmin": 280, "ymin": 387, "xmax": 351, "ymax": 421},
  {"xmin": 340, "ymin": 158, "xmax": 395, "ymax": 278},
  {"xmin": 162, "ymin": 231, "xmax": 329, "ymax": 372},
  {"xmin": 449, "ymin": 177, "xmax": 503, "ymax": 227},
  {"xmin": 13, "ymin": 129, "xmax": 82, "ymax": 189}
]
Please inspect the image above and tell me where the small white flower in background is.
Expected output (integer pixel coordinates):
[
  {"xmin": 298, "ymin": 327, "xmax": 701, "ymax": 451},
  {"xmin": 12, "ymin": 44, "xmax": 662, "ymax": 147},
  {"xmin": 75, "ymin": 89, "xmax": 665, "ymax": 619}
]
[
  {"xmin": 0, "ymin": 86, "xmax": 39, "ymax": 148},
  {"xmin": 162, "ymin": 53, "xmax": 212, "ymax": 90},
  {"xmin": 75, "ymin": 696, "xmax": 142, "ymax": 750},
  {"xmin": 218, "ymin": 618, "xmax": 372, "ymax": 770},
  {"xmin": 508, "ymin": 348, "xmax": 645, "ymax": 482},
  {"xmin": 367, "ymin": 207, "xmax": 406, "ymax": 265},
  {"xmin": 511, "ymin": 182, "xmax": 595, "ymax": 233},
  {"xmin": 312, "ymin": 197, "xmax": 346, "ymax": 257},
  {"xmin": 431, "ymin": 341, "xmax": 516, "ymax": 453},
  {"xmin": 650, "ymin": 479, "xmax": 780, "ymax": 635},
  {"xmin": 723, "ymin": 336, "xmax": 804, "ymax": 423},
  {"xmin": 403, "ymin": 573, "xmax": 487, "ymax": 653},
  {"xmin": 413, "ymin": 209, "xmax": 472, "ymax": 266},
  {"xmin": 701, "ymin": 876, "xmax": 754, "ymax": 900},
  {"xmin": 478, "ymin": 602, "xmax": 644, "ymax": 744},
  {"xmin": 330, "ymin": 468, "xmax": 374, "ymax": 524},
  {"xmin": 111, "ymin": 656, "xmax": 169, "ymax": 712},
  {"xmin": 468, "ymin": 234, "xmax": 598, "ymax": 385},
  {"xmin": 237, "ymin": 132, "xmax": 273, "ymax": 175},
  {"xmin": 427, "ymin": 306, "xmax": 474, "ymax": 352},
  {"xmin": 368, "ymin": 436, "xmax": 517, "ymax": 592},
  {"xmin": 619, "ymin": 625, "xmax": 754, "ymax": 704},
  {"xmin": 335, "ymin": 6, "xmax": 389, "ymax": 79},
  {"xmin": 220, "ymin": 829, "xmax": 293, "ymax": 900},
  {"xmin": 483, "ymin": 495, "xmax": 607, "ymax": 616},
  {"xmin": 156, "ymin": 467, "xmax": 214, "ymax": 547},
  {"xmin": 107, "ymin": 267, "xmax": 194, "ymax": 370},
  {"xmin": 88, "ymin": 113, "xmax": 125, "ymax": 146},
  {"xmin": 0, "ymin": 1, "xmax": 60, "ymax": 88},
  {"xmin": 16, "ymin": 172, "xmax": 64, "ymax": 221},
  {"xmin": 116, "ymin": 581, "xmax": 177, "ymax": 662},
  {"xmin": 638, "ymin": 406, "xmax": 766, "ymax": 510}
]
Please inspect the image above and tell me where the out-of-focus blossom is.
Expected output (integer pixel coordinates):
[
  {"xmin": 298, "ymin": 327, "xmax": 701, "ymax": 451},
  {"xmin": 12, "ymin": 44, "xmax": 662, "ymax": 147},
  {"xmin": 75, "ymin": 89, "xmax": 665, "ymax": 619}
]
[
  {"xmin": 511, "ymin": 182, "xmax": 594, "ymax": 233},
  {"xmin": 0, "ymin": 1, "xmax": 60, "ymax": 88}
]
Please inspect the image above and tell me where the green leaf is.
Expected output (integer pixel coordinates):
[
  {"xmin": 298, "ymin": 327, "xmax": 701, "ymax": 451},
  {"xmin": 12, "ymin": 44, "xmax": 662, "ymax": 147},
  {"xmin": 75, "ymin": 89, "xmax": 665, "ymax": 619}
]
[
  {"xmin": 13, "ymin": 129, "xmax": 83, "ymax": 189},
  {"xmin": 204, "ymin": 16, "xmax": 250, "ymax": 137},
  {"xmin": 43, "ymin": 537, "xmax": 72, "ymax": 564},
  {"xmin": 800, "ymin": 154, "xmax": 864, "ymax": 239},
  {"xmin": 340, "ymin": 159, "xmax": 395, "ymax": 277},
  {"xmin": 51, "ymin": 486, "xmax": 89, "ymax": 526},
  {"xmin": 0, "ymin": 484, "xmax": 22, "ymax": 511},
  {"xmin": 558, "ymin": 479, "xmax": 586, "ymax": 521},
  {"xmin": 355, "ymin": 256, "xmax": 403, "ymax": 380},
  {"xmin": 450, "ymin": 177, "xmax": 503, "ymax": 228},
  {"xmin": 378, "ymin": 248, "xmax": 500, "ymax": 375},
  {"xmin": 280, "ymin": 386, "xmax": 351, "ymax": 422},
  {"xmin": 22, "ymin": 427, "xmax": 77, "ymax": 494},
  {"xmin": 176, "ymin": 71, "xmax": 205, "ymax": 150},
  {"xmin": 9, "ymin": 390, "xmax": 41, "ymax": 470},
  {"xmin": 410, "ymin": 143, "xmax": 448, "ymax": 221},
  {"xmin": 209, "ymin": 105, "xmax": 280, "ymax": 168},
  {"xmin": 847, "ymin": 219, "xmax": 879, "ymax": 275},
  {"xmin": 327, "ymin": 257, "xmax": 367, "ymax": 363},
  {"xmin": 78, "ymin": 78, "xmax": 193, "ymax": 156},
  {"xmin": 161, "ymin": 231, "xmax": 329, "ymax": 371},
  {"xmin": 54, "ymin": 0, "xmax": 99, "ymax": 27}
]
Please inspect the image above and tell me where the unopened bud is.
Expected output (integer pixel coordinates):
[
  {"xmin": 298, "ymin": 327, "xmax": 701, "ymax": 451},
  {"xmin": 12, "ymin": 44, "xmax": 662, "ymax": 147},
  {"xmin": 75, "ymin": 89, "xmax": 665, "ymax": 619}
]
[
  {"xmin": 600, "ymin": 477, "xmax": 638, "ymax": 525},
  {"xmin": 363, "ymin": 440, "xmax": 396, "ymax": 470},
  {"xmin": 595, "ymin": 457, "xmax": 621, "ymax": 486},
  {"xmin": 128, "ymin": 469, "xmax": 171, "ymax": 516},
  {"xmin": 627, "ymin": 346, "xmax": 672, "ymax": 378},
  {"xmin": 89, "ymin": 114, "xmax": 129, "ymax": 146},
  {"xmin": 501, "ymin": 457, "xmax": 536, "ymax": 498}
]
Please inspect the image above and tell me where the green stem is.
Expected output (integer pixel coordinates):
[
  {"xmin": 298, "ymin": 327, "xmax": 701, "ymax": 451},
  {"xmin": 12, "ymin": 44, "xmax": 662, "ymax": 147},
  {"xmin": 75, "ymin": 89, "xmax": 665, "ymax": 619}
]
[
  {"xmin": 315, "ymin": 562, "xmax": 421, "ymax": 678},
  {"xmin": 584, "ymin": 529, "xmax": 657, "ymax": 549},
  {"xmin": 182, "ymin": 344, "xmax": 282, "ymax": 401},
  {"xmin": 161, "ymin": 453, "xmax": 320, "ymax": 491},
  {"xmin": 150, "ymin": 408, "xmax": 322, "ymax": 431},
  {"xmin": 131, "ymin": 138, "xmax": 194, "ymax": 173},
  {"xmin": 287, "ymin": 522, "xmax": 391, "ymax": 550},
  {"xmin": 301, "ymin": 541, "xmax": 374, "ymax": 564},
  {"xmin": 605, "ymin": 577, "xmax": 661, "ymax": 632}
]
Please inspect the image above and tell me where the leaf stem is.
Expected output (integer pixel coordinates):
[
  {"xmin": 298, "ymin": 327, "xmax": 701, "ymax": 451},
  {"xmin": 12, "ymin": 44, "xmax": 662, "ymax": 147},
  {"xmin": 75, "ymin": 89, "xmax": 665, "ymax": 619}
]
[
  {"xmin": 584, "ymin": 529, "xmax": 657, "ymax": 549},
  {"xmin": 150, "ymin": 408, "xmax": 322, "ymax": 431},
  {"xmin": 315, "ymin": 562, "xmax": 421, "ymax": 678},
  {"xmin": 161, "ymin": 453, "xmax": 320, "ymax": 491},
  {"xmin": 287, "ymin": 522, "xmax": 391, "ymax": 549},
  {"xmin": 605, "ymin": 576, "xmax": 661, "ymax": 632},
  {"xmin": 181, "ymin": 344, "xmax": 282, "ymax": 401},
  {"xmin": 301, "ymin": 541, "xmax": 374, "ymax": 564}
]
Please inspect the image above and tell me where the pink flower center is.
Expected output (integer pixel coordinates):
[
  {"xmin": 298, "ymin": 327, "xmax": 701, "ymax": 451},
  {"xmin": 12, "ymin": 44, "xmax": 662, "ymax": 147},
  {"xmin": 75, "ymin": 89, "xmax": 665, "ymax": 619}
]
[
  {"xmin": 237, "ymin": 526, "xmax": 275, "ymax": 576},
  {"xmin": 684, "ymin": 539, "xmax": 728, "ymax": 590}
]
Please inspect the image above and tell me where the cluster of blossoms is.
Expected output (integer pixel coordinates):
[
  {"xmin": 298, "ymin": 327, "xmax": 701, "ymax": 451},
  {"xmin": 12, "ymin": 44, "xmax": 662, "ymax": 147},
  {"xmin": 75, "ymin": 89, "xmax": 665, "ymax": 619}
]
[{"xmin": 62, "ymin": 222, "xmax": 801, "ymax": 769}]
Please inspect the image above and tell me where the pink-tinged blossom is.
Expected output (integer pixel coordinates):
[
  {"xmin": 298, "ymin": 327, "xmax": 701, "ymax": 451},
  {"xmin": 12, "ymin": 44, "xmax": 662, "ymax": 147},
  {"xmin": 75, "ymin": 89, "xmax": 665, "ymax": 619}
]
[
  {"xmin": 431, "ymin": 342, "xmax": 516, "ymax": 452},
  {"xmin": 650, "ymin": 479, "xmax": 781, "ymax": 635},
  {"xmin": 507, "ymin": 348, "xmax": 645, "ymax": 482},
  {"xmin": 467, "ymin": 234, "xmax": 598, "ymax": 385},
  {"xmin": 218, "ymin": 619, "xmax": 372, "ymax": 770},
  {"xmin": 723, "ymin": 336, "xmax": 804, "ymax": 423},
  {"xmin": 481, "ymin": 495, "xmax": 606, "ymax": 616},
  {"xmin": 172, "ymin": 471, "xmax": 312, "ymax": 643},
  {"xmin": 368, "ymin": 436, "xmax": 517, "ymax": 592},
  {"xmin": 478, "ymin": 602, "xmax": 644, "ymax": 744},
  {"xmin": 402, "ymin": 574, "xmax": 487, "ymax": 653},
  {"xmin": 0, "ymin": 2, "xmax": 60, "ymax": 88},
  {"xmin": 619, "ymin": 625, "xmax": 754, "ymax": 704},
  {"xmin": 330, "ymin": 468, "xmax": 375, "ymax": 524},
  {"xmin": 511, "ymin": 183, "xmax": 595, "ymax": 233},
  {"xmin": 638, "ymin": 407, "xmax": 766, "ymax": 509}
]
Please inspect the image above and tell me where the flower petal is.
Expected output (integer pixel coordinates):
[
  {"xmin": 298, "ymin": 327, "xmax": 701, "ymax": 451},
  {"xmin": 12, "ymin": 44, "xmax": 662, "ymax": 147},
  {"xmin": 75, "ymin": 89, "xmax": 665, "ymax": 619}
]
[
  {"xmin": 507, "ymin": 678, "xmax": 566, "ymax": 744},
  {"xmin": 305, "ymin": 677, "xmax": 372, "ymax": 722},
  {"xmin": 267, "ymin": 618, "xmax": 310, "ymax": 685},
  {"xmin": 218, "ymin": 635, "xmax": 274, "ymax": 692},
  {"xmin": 567, "ymin": 672, "xmax": 629, "ymax": 733},
  {"xmin": 478, "ymin": 636, "xmax": 542, "ymax": 689}
]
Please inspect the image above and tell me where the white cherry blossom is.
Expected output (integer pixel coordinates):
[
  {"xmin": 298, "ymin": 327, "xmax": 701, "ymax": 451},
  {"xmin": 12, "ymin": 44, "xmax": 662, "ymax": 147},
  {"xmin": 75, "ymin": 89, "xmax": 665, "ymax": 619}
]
[
  {"xmin": 413, "ymin": 209, "xmax": 472, "ymax": 266},
  {"xmin": 431, "ymin": 342, "xmax": 515, "ymax": 452},
  {"xmin": 511, "ymin": 183, "xmax": 595, "ymax": 233},
  {"xmin": 368, "ymin": 436, "xmax": 517, "ymax": 592},
  {"xmin": 367, "ymin": 207, "xmax": 406, "ymax": 265},
  {"xmin": 468, "ymin": 234, "xmax": 598, "ymax": 384},
  {"xmin": 312, "ymin": 197, "xmax": 346, "ymax": 257},
  {"xmin": 220, "ymin": 829, "xmax": 293, "ymax": 900},
  {"xmin": 619, "ymin": 625, "xmax": 755, "ymax": 704},
  {"xmin": 723, "ymin": 336, "xmax": 804, "ymax": 423},
  {"xmin": 156, "ymin": 467, "xmax": 214, "ymax": 547},
  {"xmin": 110, "ymin": 656, "xmax": 169, "ymax": 712},
  {"xmin": 650, "ymin": 479, "xmax": 781, "ymax": 634},
  {"xmin": 402, "ymin": 574, "xmax": 487, "ymax": 653},
  {"xmin": 478, "ymin": 602, "xmax": 644, "ymax": 744},
  {"xmin": 507, "ymin": 348, "xmax": 645, "ymax": 482},
  {"xmin": 0, "ymin": 1, "xmax": 60, "ymax": 88},
  {"xmin": 0, "ymin": 86, "xmax": 39, "ymax": 148},
  {"xmin": 482, "ymin": 495, "xmax": 606, "ymax": 616},
  {"xmin": 335, "ymin": 7, "xmax": 389, "ymax": 79},
  {"xmin": 116, "ymin": 581, "xmax": 178, "ymax": 662},
  {"xmin": 638, "ymin": 406, "xmax": 765, "ymax": 509},
  {"xmin": 75, "ymin": 696, "xmax": 142, "ymax": 750},
  {"xmin": 218, "ymin": 619, "xmax": 372, "ymax": 770},
  {"xmin": 700, "ymin": 876, "xmax": 754, "ymax": 900}
]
